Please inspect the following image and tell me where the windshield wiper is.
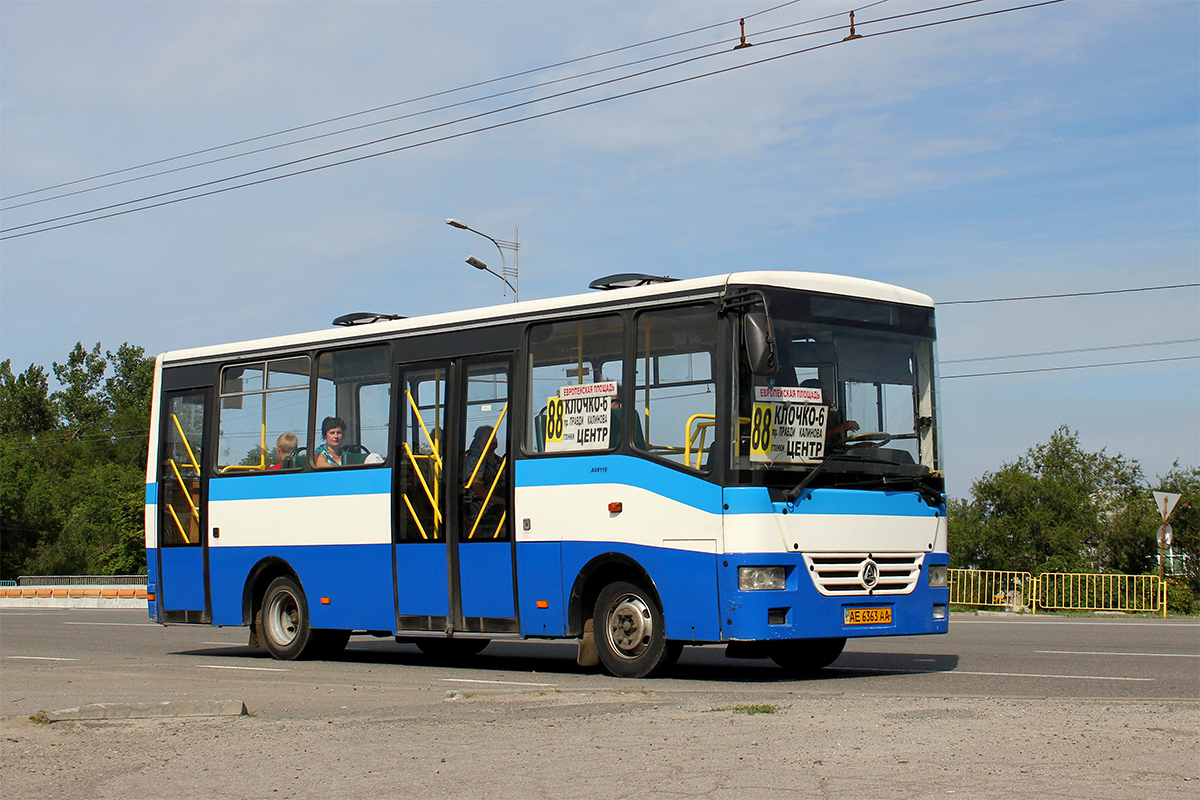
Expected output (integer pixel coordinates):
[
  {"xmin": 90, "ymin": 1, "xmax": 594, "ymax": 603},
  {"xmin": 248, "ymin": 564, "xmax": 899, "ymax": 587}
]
[
  {"xmin": 783, "ymin": 454, "xmax": 875, "ymax": 504},
  {"xmin": 835, "ymin": 474, "xmax": 945, "ymax": 508}
]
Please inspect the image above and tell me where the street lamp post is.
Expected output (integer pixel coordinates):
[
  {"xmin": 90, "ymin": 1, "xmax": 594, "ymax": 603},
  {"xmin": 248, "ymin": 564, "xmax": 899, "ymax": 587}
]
[{"xmin": 446, "ymin": 218, "xmax": 519, "ymax": 301}]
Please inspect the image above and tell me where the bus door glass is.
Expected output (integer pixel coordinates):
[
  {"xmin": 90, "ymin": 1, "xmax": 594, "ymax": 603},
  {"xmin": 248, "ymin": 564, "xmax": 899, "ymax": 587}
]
[
  {"xmin": 456, "ymin": 357, "xmax": 516, "ymax": 629},
  {"xmin": 394, "ymin": 357, "xmax": 517, "ymax": 634},
  {"xmin": 157, "ymin": 389, "xmax": 210, "ymax": 620},
  {"xmin": 394, "ymin": 364, "xmax": 451, "ymax": 630}
]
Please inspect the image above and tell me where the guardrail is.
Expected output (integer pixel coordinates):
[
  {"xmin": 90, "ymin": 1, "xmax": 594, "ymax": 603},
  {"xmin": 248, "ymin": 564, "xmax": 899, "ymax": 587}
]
[
  {"xmin": 950, "ymin": 569, "xmax": 1168, "ymax": 617},
  {"xmin": 17, "ymin": 575, "xmax": 146, "ymax": 586}
]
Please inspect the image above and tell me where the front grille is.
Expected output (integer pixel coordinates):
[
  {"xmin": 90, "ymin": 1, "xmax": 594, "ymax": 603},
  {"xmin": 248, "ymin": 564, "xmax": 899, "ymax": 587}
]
[{"xmin": 803, "ymin": 553, "xmax": 925, "ymax": 596}]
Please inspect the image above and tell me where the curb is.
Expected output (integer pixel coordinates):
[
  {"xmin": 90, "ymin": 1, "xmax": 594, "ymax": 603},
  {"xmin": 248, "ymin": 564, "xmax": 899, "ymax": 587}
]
[{"xmin": 43, "ymin": 700, "xmax": 248, "ymax": 722}]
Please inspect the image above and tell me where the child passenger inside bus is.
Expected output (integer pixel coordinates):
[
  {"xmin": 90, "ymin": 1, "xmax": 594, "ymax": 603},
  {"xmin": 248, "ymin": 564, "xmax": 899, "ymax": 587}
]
[{"xmin": 266, "ymin": 432, "xmax": 298, "ymax": 470}]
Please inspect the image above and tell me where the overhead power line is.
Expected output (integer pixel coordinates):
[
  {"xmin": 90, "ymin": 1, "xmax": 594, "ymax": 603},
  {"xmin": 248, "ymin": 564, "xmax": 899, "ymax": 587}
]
[
  {"xmin": 0, "ymin": 0, "xmax": 823, "ymax": 206},
  {"xmin": 939, "ymin": 283, "xmax": 1200, "ymax": 304},
  {"xmin": 941, "ymin": 338, "xmax": 1200, "ymax": 364},
  {"xmin": 941, "ymin": 354, "xmax": 1199, "ymax": 379},
  {"xmin": 2, "ymin": 0, "xmax": 897, "ymax": 212},
  {"xmin": 0, "ymin": 0, "xmax": 1064, "ymax": 241}
]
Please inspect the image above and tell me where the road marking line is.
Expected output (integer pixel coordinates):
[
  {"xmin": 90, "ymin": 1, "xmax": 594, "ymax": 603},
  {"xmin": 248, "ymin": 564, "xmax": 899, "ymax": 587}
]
[
  {"xmin": 838, "ymin": 666, "xmax": 1153, "ymax": 682},
  {"xmin": 63, "ymin": 621, "xmax": 157, "ymax": 627},
  {"xmin": 198, "ymin": 665, "xmax": 290, "ymax": 672},
  {"xmin": 442, "ymin": 678, "xmax": 557, "ymax": 687},
  {"xmin": 1035, "ymin": 650, "xmax": 1199, "ymax": 658},
  {"xmin": 6, "ymin": 656, "xmax": 80, "ymax": 661}
]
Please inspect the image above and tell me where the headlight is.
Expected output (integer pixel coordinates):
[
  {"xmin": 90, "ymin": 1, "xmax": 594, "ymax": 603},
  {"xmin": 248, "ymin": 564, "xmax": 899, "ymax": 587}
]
[
  {"xmin": 739, "ymin": 566, "xmax": 786, "ymax": 591},
  {"xmin": 928, "ymin": 565, "xmax": 948, "ymax": 587}
]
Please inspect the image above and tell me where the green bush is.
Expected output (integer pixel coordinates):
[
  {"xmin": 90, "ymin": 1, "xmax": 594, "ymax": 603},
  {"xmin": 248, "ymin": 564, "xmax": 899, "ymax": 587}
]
[{"xmin": 1167, "ymin": 582, "xmax": 1196, "ymax": 615}]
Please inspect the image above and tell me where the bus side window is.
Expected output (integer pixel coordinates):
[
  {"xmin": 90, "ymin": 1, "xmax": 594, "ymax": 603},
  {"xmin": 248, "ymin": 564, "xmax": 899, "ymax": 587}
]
[
  {"xmin": 216, "ymin": 357, "xmax": 310, "ymax": 474},
  {"xmin": 526, "ymin": 315, "xmax": 625, "ymax": 455},
  {"xmin": 314, "ymin": 346, "xmax": 391, "ymax": 467},
  {"xmin": 634, "ymin": 305, "xmax": 718, "ymax": 471}
]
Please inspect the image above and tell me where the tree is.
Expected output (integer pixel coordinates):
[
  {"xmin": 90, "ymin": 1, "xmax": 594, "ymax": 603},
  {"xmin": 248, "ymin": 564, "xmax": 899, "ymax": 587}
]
[
  {"xmin": 0, "ymin": 360, "xmax": 55, "ymax": 436},
  {"xmin": 0, "ymin": 342, "xmax": 155, "ymax": 580},
  {"xmin": 1155, "ymin": 463, "xmax": 1199, "ymax": 593},
  {"xmin": 52, "ymin": 342, "xmax": 108, "ymax": 443},
  {"xmin": 950, "ymin": 426, "xmax": 1155, "ymax": 574}
]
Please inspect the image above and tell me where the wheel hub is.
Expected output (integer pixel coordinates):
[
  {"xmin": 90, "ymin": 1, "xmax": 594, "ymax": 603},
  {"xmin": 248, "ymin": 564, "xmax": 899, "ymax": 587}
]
[{"xmin": 607, "ymin": 595, "xmax": 653, "ymax": 659}]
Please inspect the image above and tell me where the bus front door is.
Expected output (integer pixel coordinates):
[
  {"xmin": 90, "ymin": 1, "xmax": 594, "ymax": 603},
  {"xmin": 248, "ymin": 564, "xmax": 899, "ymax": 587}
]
[
  {"xmin": 394, "ymin": 357, "xmax": 518, "ymax": 636},
  {"xmin": 156, "ymin": 389, "xmax": 211, "ymax": 623}
]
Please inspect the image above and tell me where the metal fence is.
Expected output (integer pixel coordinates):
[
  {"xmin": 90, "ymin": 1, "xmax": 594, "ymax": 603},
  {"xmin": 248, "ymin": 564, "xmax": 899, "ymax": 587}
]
[
  {"xmin": 17, "ymin": 575, "xmax": 146, "ymax": 586},
  {"xmin": 950, "ymin": 568, "xmax": 1167, "ymax": 616},
  {"xmin": 948, "ymin": 569, "xmax": 1032, "ymax": 610}
]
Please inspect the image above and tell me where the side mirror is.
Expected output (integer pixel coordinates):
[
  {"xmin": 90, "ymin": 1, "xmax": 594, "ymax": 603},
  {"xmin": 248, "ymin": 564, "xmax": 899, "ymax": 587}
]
[{"xmin": 744, "ymin": 311, "xmax": 777, "ymax": 375}]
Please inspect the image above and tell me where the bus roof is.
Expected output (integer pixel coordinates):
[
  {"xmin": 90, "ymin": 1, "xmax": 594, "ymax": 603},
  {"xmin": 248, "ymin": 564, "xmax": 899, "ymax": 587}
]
[{"xmin": 160, "ymin": 270, "xmax": 933, "ymax": 365}]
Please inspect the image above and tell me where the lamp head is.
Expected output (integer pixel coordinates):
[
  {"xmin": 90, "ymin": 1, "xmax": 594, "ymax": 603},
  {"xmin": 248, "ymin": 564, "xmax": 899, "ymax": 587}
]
[
  {"xmin": 445, "ymin": 218, "xmax": 469, "ymax": 229},
  {"xmin": 465, "ymin": 256, "xmax": 488, "ymax": 270}
]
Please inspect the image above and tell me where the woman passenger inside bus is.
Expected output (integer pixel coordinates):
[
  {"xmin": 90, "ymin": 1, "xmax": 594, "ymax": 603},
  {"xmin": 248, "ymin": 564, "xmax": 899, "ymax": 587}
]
[{"xmin": 314, "ymin": 416, "xmax": 348, "ymax": 467}]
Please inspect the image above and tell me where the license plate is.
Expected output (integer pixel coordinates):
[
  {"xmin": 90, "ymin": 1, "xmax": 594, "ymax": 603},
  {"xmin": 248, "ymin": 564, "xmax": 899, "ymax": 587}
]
[{"xmin": 844, "ymin": 607, "xmax": 892, "ymax": 626}]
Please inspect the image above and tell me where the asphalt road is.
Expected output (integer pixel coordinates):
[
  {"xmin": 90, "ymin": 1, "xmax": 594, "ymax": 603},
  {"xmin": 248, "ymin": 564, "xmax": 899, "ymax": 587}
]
[
  {"xmin": 1, "ymin": 609, "xmax": 1196, "ymax": 710},
  {"xmin": 2, "ymin": 609, "xmax": 1197, "ymax": 799}
]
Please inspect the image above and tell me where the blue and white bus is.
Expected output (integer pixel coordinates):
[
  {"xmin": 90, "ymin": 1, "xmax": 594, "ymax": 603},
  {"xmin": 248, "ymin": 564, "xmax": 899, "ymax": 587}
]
[{"xmin": 146, "ymin": 271, "xmax": 948, "ymax": 677}]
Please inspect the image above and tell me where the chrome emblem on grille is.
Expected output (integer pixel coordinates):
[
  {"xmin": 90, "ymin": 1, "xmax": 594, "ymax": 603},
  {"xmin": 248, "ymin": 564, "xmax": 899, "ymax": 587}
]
[{"xmin": 860, "ymin": 559, "xmax": 879, "ymax": 589}]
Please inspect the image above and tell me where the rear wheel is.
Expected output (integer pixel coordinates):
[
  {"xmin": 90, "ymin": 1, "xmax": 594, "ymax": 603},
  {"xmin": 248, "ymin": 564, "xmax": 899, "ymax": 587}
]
[
  {"xmin": 593, "ymin": 581, "xmax": 676, "ymax": 678},
  {"xmin": 261, "ymin": 576, "xmax": 313, "ymax": 660},
  {"xmin": 767, "ymin": 637, "xmax": 846, "ymax": 675}
]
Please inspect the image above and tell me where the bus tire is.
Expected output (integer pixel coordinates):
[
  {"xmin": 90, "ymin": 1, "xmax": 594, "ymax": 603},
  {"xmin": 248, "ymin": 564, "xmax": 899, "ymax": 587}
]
[
  {"xmin": 261, "ymin": 576, "xmax": 314, "ymax": 660},
  {"xmin": 593, "ymin": 581, "xmax": 673, "ymax": 678},
  {"xmin": 767, "ymin": 637, "xmax": 846, "ymax": 675}
]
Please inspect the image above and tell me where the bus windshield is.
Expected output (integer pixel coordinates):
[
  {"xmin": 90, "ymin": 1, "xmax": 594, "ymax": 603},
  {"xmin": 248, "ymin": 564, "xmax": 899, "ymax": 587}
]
[{"xmin": 733, "ymin": 287, "xmax": 941, "ymax": 493}]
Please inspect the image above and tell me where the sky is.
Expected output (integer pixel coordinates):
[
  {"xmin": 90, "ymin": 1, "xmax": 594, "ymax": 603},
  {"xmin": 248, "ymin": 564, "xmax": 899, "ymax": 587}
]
[{"xmin": 1, "ymin": 0, "xmax": 1197, "ymax": 499}]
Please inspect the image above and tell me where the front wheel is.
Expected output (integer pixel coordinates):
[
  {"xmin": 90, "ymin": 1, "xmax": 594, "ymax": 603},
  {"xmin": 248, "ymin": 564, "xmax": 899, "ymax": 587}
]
[
  {"xmin": 261, "ymin": 576, "xmax": 314, "ymax": 660},
  {"xmin": 767, "ymin": 637, "xmax": 846, "ymax": 675},
  {"xmin": 593, "ymin": 581, "xmax": 675, "ymax": 678}
]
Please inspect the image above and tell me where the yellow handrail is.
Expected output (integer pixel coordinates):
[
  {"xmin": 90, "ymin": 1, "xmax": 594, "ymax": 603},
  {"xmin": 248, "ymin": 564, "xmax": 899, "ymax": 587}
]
[
  {"xmin": 402, "ymin": 442, "xmax": 443, "ymax": 531},
  {"xmin": 170, "ymin": 414, "xmax": 200, "ymax": 472},
  {"xmin": 405, "ymin": 390, "xmax": 443, "ymax": 466},
  {"xmin": 401, "ymin": 493, "xmax": 430, "ymax": 541},
  {"xmin": 464, "ymin": 403, "xmax": 508, "ymax": 492},
  {"xmin": 685, "ymin": 413, "xmax": 716, "ymax": 469},
  {"xmin": 404, "ymin": 390, "xmax": 445, "ymax": 538},
  {"xmin": 166, "ymin": 502, "xmax": 191, "ymax": 544},
  {"xmin": 468, "ymin": 456, "xmax": 507, "ymax": 540}
]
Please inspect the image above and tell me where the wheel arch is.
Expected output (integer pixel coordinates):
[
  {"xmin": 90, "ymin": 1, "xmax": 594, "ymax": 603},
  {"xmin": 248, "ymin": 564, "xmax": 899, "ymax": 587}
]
[
  {"xmin": 566, "ymin": 552, "xmax": 662, "ymax": 637},
  {"xmin": 242, "ymin": 556, "xmax": 300, "ymax": 626}
]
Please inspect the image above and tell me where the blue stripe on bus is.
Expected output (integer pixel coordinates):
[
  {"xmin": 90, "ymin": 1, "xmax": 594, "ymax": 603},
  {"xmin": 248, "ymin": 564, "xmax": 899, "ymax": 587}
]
[
  {"xmin": 144, "ymin": 469, "xmax": 393, "ymax": 505},
  {"xmin": 723, "ymin": 486, "xmax": 942, "ymax": 517},
  {"xmin": 515, "ymin": 455, "xmax": 723, "ymax": 512},
  {"xmin": 144, "ymin": 458, "xmax": 939, "ymax": 518},
  {"xmin": 517, "ymin": 456, "xmax": 940, "ymax": 518}
]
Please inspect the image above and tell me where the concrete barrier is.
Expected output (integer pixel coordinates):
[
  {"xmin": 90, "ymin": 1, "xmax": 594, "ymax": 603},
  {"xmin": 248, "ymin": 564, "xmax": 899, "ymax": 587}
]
[{"xmin": 0, "ymin": 585, "xmax": 149, "ymax": 609}]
